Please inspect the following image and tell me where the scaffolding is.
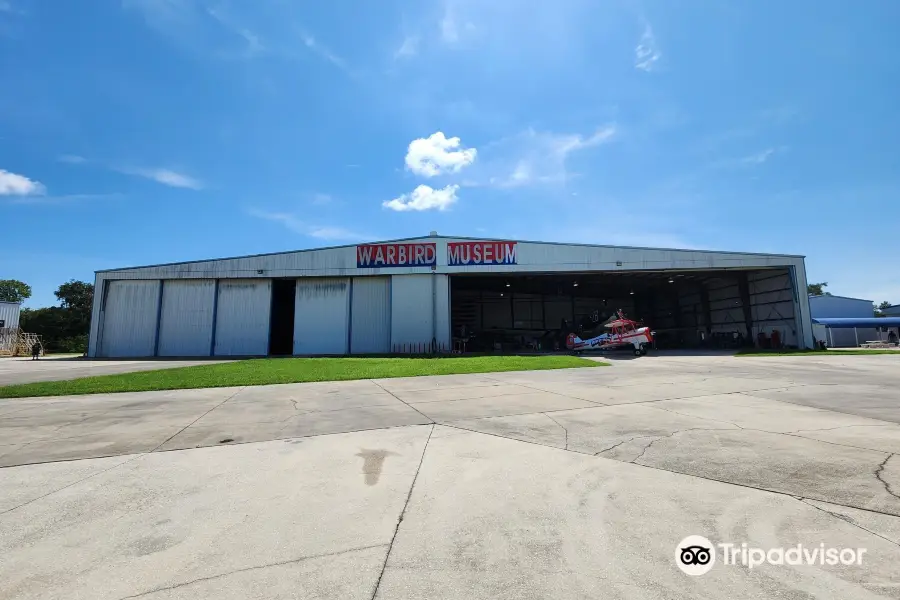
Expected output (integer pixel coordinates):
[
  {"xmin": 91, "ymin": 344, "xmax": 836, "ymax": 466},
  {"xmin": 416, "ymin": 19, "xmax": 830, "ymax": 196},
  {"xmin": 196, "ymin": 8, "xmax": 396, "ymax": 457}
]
[{"xmin": 0, "ymin": 328, "xmax": 43, "ymax": 357}]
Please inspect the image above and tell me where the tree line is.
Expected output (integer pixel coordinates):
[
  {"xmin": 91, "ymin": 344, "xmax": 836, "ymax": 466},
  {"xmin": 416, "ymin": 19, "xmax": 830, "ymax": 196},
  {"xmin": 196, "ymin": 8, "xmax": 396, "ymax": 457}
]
[{"xmin": 0, "ymin": 279, "xmax": 93, "ymax": 353}]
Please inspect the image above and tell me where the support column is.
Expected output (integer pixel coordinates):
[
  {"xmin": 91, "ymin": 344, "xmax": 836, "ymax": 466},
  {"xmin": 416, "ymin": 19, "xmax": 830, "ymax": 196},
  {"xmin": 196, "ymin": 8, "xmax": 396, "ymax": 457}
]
[{"xmin": 738, "ymin": 272, "xmax": 754, "ymax": 341}]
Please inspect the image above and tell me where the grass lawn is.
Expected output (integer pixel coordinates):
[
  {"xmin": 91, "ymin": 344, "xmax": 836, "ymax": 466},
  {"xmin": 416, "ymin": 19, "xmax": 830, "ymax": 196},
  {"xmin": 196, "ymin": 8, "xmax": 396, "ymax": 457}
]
[
  {"xmin": 737, "ymin": 348, "xmax": 899, "ymax": 356},
  {"xmin": 0, "ymin": 355, "xmax": 603, "ymax": 399}
]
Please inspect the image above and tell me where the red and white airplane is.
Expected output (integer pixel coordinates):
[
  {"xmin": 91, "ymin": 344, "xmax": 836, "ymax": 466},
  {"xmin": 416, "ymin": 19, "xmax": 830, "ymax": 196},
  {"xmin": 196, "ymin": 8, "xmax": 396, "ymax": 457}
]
[{"xmin": 566, "ymin": 310, "xmax": 654, "ymax": 356}]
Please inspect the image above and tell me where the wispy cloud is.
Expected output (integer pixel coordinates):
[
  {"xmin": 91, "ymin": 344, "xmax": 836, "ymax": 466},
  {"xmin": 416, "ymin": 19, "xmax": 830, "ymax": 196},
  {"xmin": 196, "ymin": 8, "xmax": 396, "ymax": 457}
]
[
  {"xmin": 394, "ymin": 35, "xmax": 419, "ymax": 59},
  {"xmin": 58, "ymin": 154, "xmax": 87, "ymax": 164},
  {"xmin": 383, "ymin": 184, "xmax": 459, "ymax": 212},
  {"xmin": 248, "ymin": 209, "xmax": 367, "ymax": 241},
  {"xmin": 300, "ymin": 31, "xmax": 349, "ymax": 71},
  {"xmin": 118, "ymin": 167, "xmax": 204, "ymax": 190},
  {"xmin": 710, "ymin": 146, "xmax": 787, "ymax": 169},
  {"xmin": 0, "ymin": 168, "xmax": 45, "ymax": 196},
  {"xmin": 471, "ymin": 125, "xmax": 616, "ymax": 188},
  {"xmin": 635, "ymin": 24, "xmax": 660, "ymax": 71},
  {"xmin": 311, "ymin": 193, "xmax": 332, "ymax": 205},
  {"xmin": 740, "ymin": 147, "xmax": 779, "ymax": 165}
]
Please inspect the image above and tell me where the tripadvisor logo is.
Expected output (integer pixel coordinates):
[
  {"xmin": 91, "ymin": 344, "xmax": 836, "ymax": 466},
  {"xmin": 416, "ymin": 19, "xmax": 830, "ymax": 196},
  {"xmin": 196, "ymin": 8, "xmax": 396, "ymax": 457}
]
[{"xmin": 676, "ymin": 536, "xmax": 867, "ymax": 575}]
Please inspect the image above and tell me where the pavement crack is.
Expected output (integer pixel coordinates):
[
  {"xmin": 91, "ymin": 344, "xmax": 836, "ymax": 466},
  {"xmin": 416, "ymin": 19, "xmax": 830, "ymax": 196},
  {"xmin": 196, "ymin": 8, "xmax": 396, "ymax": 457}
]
[
  {"xmin": 798, "ymin": 498, "xmax": 900, "ymax": 549},
  {"xmin": 370, "ymin": 424, "xmax": 435, "ymax": 600},
  {"xmin": 594, "ymin": 435, "xmax": 655, "ymax": 455},
  {"xmin": 645, "ymin": 405, "xmax": 744, "ymax": 429},
  {"xmin": 0, "ymin": 453, "xmax": 147, "ymax": 516},
  {"xmin": 875, "ymin": 454, "xmax": 900, "ymax": 502},
  {"xmin": 543, "ymin": 413, "xmax": 569, "ymax": 450},
  {"xmin": 370, "ymin": 381, "xmax": 435, "ymax": 425},
  {"xmin": 117, "ymin": 543, "xmax": 390, "ymax": 599},
  {"xmin": 630, "ymin": 428, "xmax": 735, "ymax": 464},
  {"xmin": 150, "ymin": 387, "xmax": 247, "ymax": 453},
  {"xmin": 786, "ymin": 424, "xmax": 893, "ymax": 434}
]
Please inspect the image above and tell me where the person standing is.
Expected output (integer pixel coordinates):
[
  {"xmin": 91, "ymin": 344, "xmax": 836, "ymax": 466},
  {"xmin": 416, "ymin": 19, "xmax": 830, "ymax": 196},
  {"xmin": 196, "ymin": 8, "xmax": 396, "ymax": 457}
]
[{"xmin": 31, "ymin": 341, "xmax": 41, "ymax": 360}]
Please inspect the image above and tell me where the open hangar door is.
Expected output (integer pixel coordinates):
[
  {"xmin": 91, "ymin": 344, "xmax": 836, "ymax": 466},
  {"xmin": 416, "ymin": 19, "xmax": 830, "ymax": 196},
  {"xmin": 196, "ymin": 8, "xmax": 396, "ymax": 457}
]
[{"xmin": 449, "ymin": 267, "xmax": 800, "ymax": 353}]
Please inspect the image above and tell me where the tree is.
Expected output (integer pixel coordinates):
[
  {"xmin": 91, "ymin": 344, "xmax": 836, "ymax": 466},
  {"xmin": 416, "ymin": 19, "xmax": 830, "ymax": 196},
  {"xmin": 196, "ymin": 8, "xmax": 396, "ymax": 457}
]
[
  {"xmin": 807, "ymin": 282, "xmax": 831, "ymax": 296},
  {"xmin": 55, "ymin": 280, "xmax": 93, "ymax": 311},
  {"xmin": 0, "ymin": 279, "xmax": 31, "ymax": 303},
  {"xmin": 19, "ymin": 279, "xmax": 94, "ymax": 354},
  {"xmin": 875, "ymin": 301, "xmax": 892, "ymax": 317}
]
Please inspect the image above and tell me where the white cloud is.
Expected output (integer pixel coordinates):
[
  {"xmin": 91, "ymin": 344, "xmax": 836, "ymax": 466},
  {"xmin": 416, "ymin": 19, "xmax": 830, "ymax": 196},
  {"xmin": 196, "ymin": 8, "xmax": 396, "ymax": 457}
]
[
  {"xmin": 383, "ymin": 184, "xmax": 459, "ymax": 212},
  {"xmin": 482, "ymin": 125, "xmax": 616, "ymax": 188},
  {"xmin": 439, "ymin": 2, "xmax": 475, "ymax": 44},
  {"xmin": 0, "ymin": 169, "xmax": 45, "ymax": 196},
  {"xmin": 405, "ymin": 132, "xmax": 477, "ymax": 177},
  {"xmin": 301, "ymin": 32, "xmax": 348, "ymax": 71},
  {"xmin": 248, "ymin": 209, "xmax": 365, "ymax": 240},
  {"xmin": 394, "ymin": 35, "xmax": 419, "ymax": 59},
  {"xmin": 635, "ymin": 24, "xmax": 660, "ymax": 71},
  {"xmin": 120, "ymin": 167, "xmax": 204, "ymax": 190},
  {"xmin": 308, "ymin": 226, "xmax": 363, "ymax": 241},
  {"xmin": 311, "ymin": 193, "xmax": 332, "ymax": 205},
  {"xmin": 58, "ymin": 154, "xmax": 87, "ymax": 164},
  {"xmin": 740, "ymin": 148, "xmax": 777, "ymax": 165}
]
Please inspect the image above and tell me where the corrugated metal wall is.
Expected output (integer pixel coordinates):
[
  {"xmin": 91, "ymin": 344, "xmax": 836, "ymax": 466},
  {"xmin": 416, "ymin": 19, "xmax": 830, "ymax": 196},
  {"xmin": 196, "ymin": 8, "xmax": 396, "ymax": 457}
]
[
  {"xmin": 350, "ymin": 276, "xmax": 390, "ymax": 353},
  {"xmin": 214, "ymin": 279, "xmax": 272, "ymax": 356},
  {"xmin": 99, "ymin": 280, "xmax": 160, "ymax": 357},
  {"xmin": 293, "ymin": 278, "xmax": 350, "ymax": 355},
  {"xmin": 0, "ymin": 302, "xmax": 20, "ymax": 330},
  {"xmin": 809, "ymin": 295, "xmax": 877, "ymax": 347},
  {"xmin": 707, "ymin": 278, "xmax": 744, "ymax": 335},
  {"xmin": 157, "ymin": 279, "xmax": 216, "ymax": 356},
  {"xmin": 748, "ymin": 270, "xmax": 797, "ymax": 346},
  {"xmin": 390, "ymin": 274, "xmax": 450, "ymax": 349}
]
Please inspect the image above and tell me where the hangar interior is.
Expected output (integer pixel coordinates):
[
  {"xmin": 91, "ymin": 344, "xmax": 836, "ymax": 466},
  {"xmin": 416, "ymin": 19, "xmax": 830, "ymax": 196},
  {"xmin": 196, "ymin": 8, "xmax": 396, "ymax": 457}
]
[{"xmin": 450, "ymin": 267, "xmax": 799, "ymax": 352}]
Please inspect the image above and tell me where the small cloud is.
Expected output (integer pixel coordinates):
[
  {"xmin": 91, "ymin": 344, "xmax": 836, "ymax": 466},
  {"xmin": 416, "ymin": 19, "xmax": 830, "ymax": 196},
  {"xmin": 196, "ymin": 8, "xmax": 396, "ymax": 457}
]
[
  {"xmin": 439, "ymin": 5, "xmax": 474, "ymax": 44},
  {"xmin": 300, "ymin": 31, "xmax": 349, "ymax": 71},
  {"xmin": 311, "ymin": 193, "xmax": 332, "ymax": 205},
  {"xmin": 440, "ymin": 10, "xmax": 458, "ymax": 43},
  {"xmin": 0, "ymin": 168, "xmax": 45, "ymax": 196},
  {"xmin": 635, "ymin": 24, "xmax": 660, "ymax": 72},
  {"xmin": 119, "ymin": 167, "xmax": 203, "ymax": 190},
  {"xmin": 383, "ymin": 184, "xmax": 459, "ymax": 212},
  {"xmin": 248, "ymin": 209, "xmax": 366, "ymax": 241},
  {"xmin": 481, "ymin": 125, "xmax": 615, "ymax": 188},
  {"xmin": 740, "ymin": 148, "xmax": 778, "ymax": 165},
  {"xmin": 405, "ymin": 132, "xmax": 477, "ymax": 177},
  {"xmin": 308, "ymin": 226, "xmax": 364, "ymax": 241},
  {"xmin": 58, "ymin": 154, "xmax": 87, "ymax": 164},
  {"xmin": 394, "ymin": 35, "xmax": 419, "ymax": 59}
]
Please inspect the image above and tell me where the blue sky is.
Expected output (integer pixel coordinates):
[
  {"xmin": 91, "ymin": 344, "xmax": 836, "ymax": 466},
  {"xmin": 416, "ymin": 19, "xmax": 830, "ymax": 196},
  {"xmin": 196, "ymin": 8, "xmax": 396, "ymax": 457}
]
[{"xmin": 3, "ymin": 0, "xmax": 899, "ymax": 308}]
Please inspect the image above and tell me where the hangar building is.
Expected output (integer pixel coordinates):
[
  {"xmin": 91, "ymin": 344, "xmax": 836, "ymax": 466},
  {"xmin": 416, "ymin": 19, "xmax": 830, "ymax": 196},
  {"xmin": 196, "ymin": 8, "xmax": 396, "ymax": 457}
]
[{"xmin": 87, "ymin": 235, "xmax": 815, "ymax": 358}]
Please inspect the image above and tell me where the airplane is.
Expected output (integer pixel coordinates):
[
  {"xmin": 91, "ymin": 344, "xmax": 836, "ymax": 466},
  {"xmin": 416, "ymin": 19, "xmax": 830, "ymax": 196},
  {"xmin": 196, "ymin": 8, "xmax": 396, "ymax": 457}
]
[{"xmin": 566, "ymin": 310, "xmax": 654, "ymax": 356}]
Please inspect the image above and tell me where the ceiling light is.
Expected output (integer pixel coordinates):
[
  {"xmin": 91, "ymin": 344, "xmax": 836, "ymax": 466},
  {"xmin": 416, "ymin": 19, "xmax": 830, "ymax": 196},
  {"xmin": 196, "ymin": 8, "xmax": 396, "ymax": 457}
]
[
  {"xmin": 506, "ymin": 282, "xmax": 510, "ymax": 287},
  {"xmin": 573, "ymin": 281, "xmax": 579, "ymax": 287},
  {"xmin": 668, "ymin": 277, "xmax": 674, "ymax": 284},
  {"xmin": 629, "ymin": 290, "xmax": 635, "ymax": 295},
  {"xmin": 500, "ymin": 293, "xmax": 504, "ymax": 297}
]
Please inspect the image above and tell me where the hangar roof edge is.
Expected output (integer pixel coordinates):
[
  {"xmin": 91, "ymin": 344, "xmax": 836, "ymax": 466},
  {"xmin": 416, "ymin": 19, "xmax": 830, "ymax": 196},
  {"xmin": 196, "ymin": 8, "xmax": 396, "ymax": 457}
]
[{"xmin": 95, "ymin": 234, "xmax": 805, "ymax": 273}]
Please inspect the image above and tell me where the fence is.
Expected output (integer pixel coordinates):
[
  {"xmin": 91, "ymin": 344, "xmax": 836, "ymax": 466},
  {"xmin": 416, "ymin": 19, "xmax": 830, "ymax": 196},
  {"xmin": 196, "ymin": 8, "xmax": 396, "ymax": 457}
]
[{"xmin": 0, "ymin": 328, "xmax": 43, "ymax": 357}]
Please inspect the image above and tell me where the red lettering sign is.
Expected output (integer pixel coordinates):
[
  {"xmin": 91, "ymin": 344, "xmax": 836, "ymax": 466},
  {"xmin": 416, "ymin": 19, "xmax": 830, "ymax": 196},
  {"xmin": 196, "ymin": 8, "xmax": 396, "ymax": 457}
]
[
  {"xmin": 357, "ymin": 243, "xmax": 437, "ymax": 268},
  {"xmin": 447, "ymin": 241, "xmax": 517, "ymax": 266}
]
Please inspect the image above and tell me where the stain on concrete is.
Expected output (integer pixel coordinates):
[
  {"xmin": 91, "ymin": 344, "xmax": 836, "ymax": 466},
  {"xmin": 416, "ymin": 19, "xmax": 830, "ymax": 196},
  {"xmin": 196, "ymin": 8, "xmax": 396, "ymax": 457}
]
[
  {"xmin": 130, "ymin": 534, "xmax": 178, "ymax": 557},
  {"xmin": 355, "ymin": 448, "xmax": 398, "ymax": 486}
]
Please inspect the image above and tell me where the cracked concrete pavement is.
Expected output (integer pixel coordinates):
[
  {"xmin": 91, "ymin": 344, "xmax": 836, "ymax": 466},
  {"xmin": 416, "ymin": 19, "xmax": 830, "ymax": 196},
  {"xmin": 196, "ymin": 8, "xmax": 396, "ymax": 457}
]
[{"xmin": 1, "ymin": 352, "xmax": 899, "ymax": 598}]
